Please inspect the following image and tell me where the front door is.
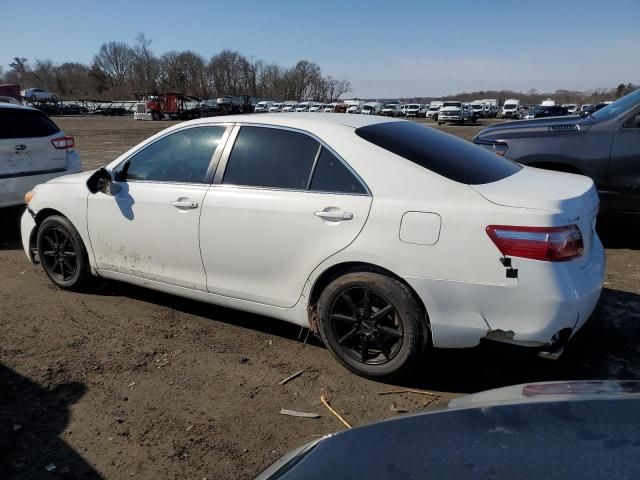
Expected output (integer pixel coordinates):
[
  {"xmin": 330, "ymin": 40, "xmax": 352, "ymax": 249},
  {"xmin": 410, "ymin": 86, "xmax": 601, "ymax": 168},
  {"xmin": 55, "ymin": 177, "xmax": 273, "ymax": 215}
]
[
  {"xmin": 199, "ymin": 125, "xmax": 372, "ymax": 307},
  {"xmin": 87, "ymin": 125, "xmax": 228, "ymax": 290}
]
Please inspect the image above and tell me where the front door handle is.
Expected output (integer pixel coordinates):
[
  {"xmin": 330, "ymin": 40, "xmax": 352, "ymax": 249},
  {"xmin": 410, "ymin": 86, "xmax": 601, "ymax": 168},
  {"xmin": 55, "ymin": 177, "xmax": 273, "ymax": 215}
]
[
  {"xmin": 314, "ymin": 210, "xmax": 353, "ymax": 221},
  {"xmin": 171, "ymin": 199, "xmax": 198, "ymax": 209}
]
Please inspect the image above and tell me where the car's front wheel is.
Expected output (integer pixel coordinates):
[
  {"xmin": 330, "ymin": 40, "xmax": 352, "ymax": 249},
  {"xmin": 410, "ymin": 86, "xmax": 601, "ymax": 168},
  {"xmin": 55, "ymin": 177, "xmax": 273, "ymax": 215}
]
[
  {"xmin": 37, "ymin": 215, "xmax": 91, "ymax": 290},
  {"xmin": 316, "ymin": 271, "xmax": 428, "ymax": 380}
]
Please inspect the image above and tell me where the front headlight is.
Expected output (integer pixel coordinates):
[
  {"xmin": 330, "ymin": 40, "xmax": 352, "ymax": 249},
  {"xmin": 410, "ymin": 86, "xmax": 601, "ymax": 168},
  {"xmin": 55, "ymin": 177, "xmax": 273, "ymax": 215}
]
[
  {"xmin": 476, "ymin": 140, "xmax": 508, "ymax": 156},
  {"xmin": 24, "ymin": 190, "xmax": 35, "ymax": 204}
]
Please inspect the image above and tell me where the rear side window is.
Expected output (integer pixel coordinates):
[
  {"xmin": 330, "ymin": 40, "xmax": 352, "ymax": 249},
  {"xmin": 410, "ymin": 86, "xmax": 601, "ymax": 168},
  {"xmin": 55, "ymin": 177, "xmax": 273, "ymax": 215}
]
[
  {"xmin": 223, "ymin": 126, "xmax": 319, "ymax": 189},
  {"xmin": 355, "ymin": 121, "xmax": 521, "ymax": 185},
  {"xmin": 310, "ymin": 148, "xmax": 367, "ymax": 194},
  {"xmin": 0, "ymin": 109, "xmax": 60, "ymax": 139}
]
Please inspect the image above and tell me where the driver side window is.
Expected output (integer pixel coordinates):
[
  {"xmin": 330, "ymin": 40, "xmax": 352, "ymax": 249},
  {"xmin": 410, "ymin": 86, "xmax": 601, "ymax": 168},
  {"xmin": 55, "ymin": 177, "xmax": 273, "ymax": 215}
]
[{"xmin": 119, "ymin": 126, "xmax": 225, "ymax": 184}]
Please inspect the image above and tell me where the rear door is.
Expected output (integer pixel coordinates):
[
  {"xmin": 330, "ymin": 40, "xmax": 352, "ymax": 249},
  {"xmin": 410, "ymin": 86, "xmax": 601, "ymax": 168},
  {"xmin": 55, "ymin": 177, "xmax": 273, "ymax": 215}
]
[
  {"xmin": 0, "ymin": 108, "xmax": 67, "ymax": 179},
  {"xmin": 609, "ymin": 107, "xmax": 640, "ymax": 214},
  {"xmin": 199, "ymin": 124, "xmax": 372, "ymax": 308}
]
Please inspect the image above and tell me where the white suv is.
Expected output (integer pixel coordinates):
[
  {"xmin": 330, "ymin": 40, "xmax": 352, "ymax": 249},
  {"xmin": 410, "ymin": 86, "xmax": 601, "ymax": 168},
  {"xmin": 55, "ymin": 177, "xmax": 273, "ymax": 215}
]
[{"xmin": 0, "ymin": 104, "xmax": 81, "ymax": 207}]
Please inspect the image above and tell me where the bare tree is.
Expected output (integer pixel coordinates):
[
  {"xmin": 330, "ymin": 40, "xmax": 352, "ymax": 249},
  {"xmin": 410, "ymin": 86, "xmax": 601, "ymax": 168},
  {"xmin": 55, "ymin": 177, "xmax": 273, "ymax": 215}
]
[
  {"xmin": 132, "ymin": 33, "xmax": 158, "ymax": 92},
  {"xmin": 93, "ymin": 41, "xmax": 136, "ymax": 86},
  {"xmin": 325, "ymin": 76, "xmax": 352, "ymax": 101},
  {"xmin": 159, "ymin": 50, "xmax": 207, "ymax": 97}
]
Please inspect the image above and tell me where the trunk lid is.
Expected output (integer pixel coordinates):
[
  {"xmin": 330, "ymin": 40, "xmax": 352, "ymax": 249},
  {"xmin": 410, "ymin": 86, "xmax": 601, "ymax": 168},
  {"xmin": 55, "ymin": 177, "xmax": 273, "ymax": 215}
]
[
  {"xmin": 0, "ymin": 133, "xmax": 67, "ymax": 177},
  {"xmin": 0, "ymin": 107, "xmax": 67, "ymax": 178},
  {"xmin": 473, "ymin": 166, "xmax": 600, "ymax": 262}
]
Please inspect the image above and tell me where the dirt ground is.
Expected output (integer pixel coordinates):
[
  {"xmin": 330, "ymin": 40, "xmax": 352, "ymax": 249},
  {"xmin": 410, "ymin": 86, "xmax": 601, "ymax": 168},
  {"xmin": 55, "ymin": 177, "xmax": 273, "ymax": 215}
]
[{"xmin": 1, "ymin": 115, "xmax": 639, "ymax": 479}]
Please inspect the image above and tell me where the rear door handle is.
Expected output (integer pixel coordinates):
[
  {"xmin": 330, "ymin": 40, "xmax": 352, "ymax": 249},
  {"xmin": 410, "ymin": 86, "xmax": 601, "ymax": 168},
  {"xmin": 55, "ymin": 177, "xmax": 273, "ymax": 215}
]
[
  {"xmin": 171, "ymin": 199, "xmax": 198, "ymax": 209},
  {"xmin": 314, "ymin": 210, "xmax": 353, "ymax": 221}
]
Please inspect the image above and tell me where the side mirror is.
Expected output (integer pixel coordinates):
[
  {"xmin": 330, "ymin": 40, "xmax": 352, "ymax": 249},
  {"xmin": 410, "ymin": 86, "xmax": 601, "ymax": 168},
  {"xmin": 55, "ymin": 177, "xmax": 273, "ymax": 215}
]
[{"xmin": 86, "ymin": 167, "xmax": 112, "ymax": 194}]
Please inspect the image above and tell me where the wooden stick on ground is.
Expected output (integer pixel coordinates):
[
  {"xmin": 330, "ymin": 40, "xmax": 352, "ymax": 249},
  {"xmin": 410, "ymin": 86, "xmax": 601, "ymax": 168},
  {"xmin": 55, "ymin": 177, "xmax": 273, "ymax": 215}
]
[
  {"xmin": 377, "ymin": 388, "xmax": 439, "ymax": 397},
  {"xmin": 320, "ymin": 395, "xmax": 352, "ymax": 429},
  {"xmin": 278, "ymin": 369, "xmax": 304, "ymax": 386}
]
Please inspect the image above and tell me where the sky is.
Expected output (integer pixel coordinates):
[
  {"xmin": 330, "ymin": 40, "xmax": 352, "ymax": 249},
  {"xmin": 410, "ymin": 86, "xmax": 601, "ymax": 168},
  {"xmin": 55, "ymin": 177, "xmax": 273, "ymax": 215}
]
[{"xmin": 1, "ymin": 0, "xmax": 639, "ymax": 98}]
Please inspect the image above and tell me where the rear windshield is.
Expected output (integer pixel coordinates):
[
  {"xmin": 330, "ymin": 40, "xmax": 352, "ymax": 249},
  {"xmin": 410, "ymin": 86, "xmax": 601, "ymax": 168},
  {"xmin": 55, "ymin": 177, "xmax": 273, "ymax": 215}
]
[
  {"xmin": 355, "ymin": 121, "xmax": 521, "ymax": 185},
  {"xmin": 0, "ymin": 108, "xmax": 60, "ymax": 139}
]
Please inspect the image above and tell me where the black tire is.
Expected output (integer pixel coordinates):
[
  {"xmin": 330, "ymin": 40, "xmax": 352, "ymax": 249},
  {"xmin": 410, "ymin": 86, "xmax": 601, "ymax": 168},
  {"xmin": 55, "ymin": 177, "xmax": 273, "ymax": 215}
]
[
  {"xmin": 152, "ymin": 111, "xmax": 162, "ymax": 121},
  {"xmin": 37, "ymin": 215, "xmax": 91, "ymax": 290},
  {"xmin": 316, "ymin": 271, "xmax": 428, "ymax": 380}
]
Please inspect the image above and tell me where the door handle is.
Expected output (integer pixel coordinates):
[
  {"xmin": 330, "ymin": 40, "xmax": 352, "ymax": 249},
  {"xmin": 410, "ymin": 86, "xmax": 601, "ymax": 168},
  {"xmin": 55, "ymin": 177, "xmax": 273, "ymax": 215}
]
[
  {"xmin": 314, "ymin": 210, "xmax": 353, "ymax": 221},
  {"xmin": 171, "ymin": 199, "xmax": 198, "ymax": 209}
]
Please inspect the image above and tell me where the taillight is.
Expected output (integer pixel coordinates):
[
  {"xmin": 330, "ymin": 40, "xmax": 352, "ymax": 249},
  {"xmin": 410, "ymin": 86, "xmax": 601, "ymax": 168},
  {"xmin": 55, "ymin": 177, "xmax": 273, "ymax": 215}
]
[
  {"xmin": 51, "ymin": 136, "xmax": 75, "ymax": 150},
  {"xmin": 486, "ymin": 225, "xmax": 583, "ymax": 262}
]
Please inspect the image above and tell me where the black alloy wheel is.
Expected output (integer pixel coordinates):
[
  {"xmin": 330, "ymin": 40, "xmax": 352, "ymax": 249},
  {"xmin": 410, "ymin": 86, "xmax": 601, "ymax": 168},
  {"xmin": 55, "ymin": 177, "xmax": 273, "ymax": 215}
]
[
  {"xmin": 330, "ymin": 287, "xmax": 403, "ymax": 365},
  {"xmin": 36, "ymin": 215, "xmax": 90, "ymax": 290},
  {"xmin": 40, "ymin": 225, "xmax": 78, "ymax": 282},
  {"xmin": 316, "ymin": 271, "xmax": 428, "ymax": 380}
]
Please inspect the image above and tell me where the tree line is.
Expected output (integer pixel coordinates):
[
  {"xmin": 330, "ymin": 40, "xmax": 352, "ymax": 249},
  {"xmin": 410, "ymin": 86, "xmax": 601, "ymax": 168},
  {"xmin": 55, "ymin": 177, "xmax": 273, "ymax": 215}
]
[{"xmin": 0, "ymin": 34, "xmax": 352, "ymax": 102}]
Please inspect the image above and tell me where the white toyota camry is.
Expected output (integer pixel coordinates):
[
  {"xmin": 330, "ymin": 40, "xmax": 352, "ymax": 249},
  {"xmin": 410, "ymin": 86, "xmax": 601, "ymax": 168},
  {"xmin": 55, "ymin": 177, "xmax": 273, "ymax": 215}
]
[{"xmin": 21, "ymin": 114, "xmax": 605, "ymax": 379}]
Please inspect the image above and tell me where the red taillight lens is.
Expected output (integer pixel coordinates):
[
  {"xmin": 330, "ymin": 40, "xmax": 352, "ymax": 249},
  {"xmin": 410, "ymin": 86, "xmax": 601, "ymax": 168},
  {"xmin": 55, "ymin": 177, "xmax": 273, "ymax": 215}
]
[
  {"xmin": 51, "ymin": 136, "xmax": 75, "ymax": 150},
  {"xmin": 486, "ymin": 225, "xmax": 583, "ymax": 262}
]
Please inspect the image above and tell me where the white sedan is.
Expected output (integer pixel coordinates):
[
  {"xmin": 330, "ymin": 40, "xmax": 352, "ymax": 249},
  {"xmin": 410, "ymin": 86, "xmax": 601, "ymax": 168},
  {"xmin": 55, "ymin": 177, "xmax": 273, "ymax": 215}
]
[
  {"xmin": 20, "ymin": 114, "xmax": 605, "ymax": 379},
  {"xmin": 21, "ymin": 88, "xmax": 58, "ymax": 102}
]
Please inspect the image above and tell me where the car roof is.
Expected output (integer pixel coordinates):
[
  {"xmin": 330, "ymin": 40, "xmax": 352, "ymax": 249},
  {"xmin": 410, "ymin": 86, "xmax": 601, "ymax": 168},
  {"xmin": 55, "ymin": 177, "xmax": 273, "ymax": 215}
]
[
  {"xmin": 185, "ymin": 112, "xmax": 400, "ymax": 130},
  {"xmin": 0, "ymin": 102, "xmax": 37, "ymax": 111}
]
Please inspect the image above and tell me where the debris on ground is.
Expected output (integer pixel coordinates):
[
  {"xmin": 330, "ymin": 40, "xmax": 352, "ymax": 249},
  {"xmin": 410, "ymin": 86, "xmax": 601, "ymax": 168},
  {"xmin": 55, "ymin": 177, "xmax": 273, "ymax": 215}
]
[
  {"xmin": 320, "ymin": 395, "xmax": 352, "ymax": 429},
  {"xmin": 278, "ymin": 369, "xmax": 304, "ymax": 386},
  {"xmin": 44, "ymin": 463, "xmax": 56, "ymax": 472},
  {"xmin": 378, "ymin": 388, "xmax": 439, "ymax": 397},
  {"xmin": 279, "ymin": 409, "xmax": 320, "ymax": 419}
]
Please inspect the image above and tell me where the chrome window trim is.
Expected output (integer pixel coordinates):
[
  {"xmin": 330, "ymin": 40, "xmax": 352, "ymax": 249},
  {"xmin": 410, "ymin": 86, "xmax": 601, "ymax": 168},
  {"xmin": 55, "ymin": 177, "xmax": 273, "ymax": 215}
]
[
  {"xmin": 212, "ymin": 122, "xmax": 371, "ymax": 196},
  {"xmin": 112, "ymin": 123, "xmax": 234, "ymax": 186}
]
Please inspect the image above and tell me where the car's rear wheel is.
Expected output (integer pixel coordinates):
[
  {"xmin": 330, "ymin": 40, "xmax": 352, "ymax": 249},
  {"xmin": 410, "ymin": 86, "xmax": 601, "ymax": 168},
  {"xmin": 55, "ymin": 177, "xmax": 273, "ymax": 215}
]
[
  {"xmin": 316, "ymin": 271, "xmax": 428, "ymax": 380},
  {"xmin": 37, "ymin": 215, "xmax": 91, "ymax": 290}
]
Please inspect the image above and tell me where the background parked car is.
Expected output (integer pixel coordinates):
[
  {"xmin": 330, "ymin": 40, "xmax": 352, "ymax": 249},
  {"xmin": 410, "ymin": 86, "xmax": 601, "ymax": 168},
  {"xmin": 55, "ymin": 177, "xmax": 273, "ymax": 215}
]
[
  {"xmin": 21, "ymin": 88, "xmax": 58, "ymax": 102},
  {"xmin": 563, "ymin": 103, "xmax": 579, "ymax": 114},
  {"xmin": 254, "ymin": 101, "xmax": 274, "ymax": 113},
  {"xmin": 405, "ymin": 104, "xmax": 426, "ymax": 117},
  {"xmin": 500, "ymin": 98, "xmax": 521, "ymax": 118},
  {"xmin": 380, "ymin": 103, "xmax": 401, "ymax": 116},
  {"xmin": 0, "ymin": 103, "xmax": 81, "ymax": 208},
  {"xmin": 437, "ymin": 100, "xmax": 471, "ymax": 124},
  {"xmin": 360, "ymin": 102, "xmax": 381, "ymax": 115},
  {"xmin": 520, "ymin": 105, "xmax": 570, "ymax": 119},
  {"xmin": 256, "ymin": 380, "xmax": 640, "ymax": 480},
  {"xmin": 475, "ymin": 88, "xmax": 640, "ymax": 215}
]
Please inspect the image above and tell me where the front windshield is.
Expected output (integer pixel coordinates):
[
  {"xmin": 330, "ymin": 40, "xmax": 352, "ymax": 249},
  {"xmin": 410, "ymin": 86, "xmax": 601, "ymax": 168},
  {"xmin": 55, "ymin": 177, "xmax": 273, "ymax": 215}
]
[
  {"xmin": 272, "ymin": 103, "xmax": 282, "ymax": 108},
  {"xmin": 363, "ymin": 105, "xmax": 372, "ymax": 111},
  {"xmin": 504, "ymin": 104, "xmax": 517, "ymax": 109},
  {"xmin": 428, "ymin": 106, "xmax": 439, "ymax": 111},
  {"xmin": 591, "ymin": 89, "xmax": 640, "ymax": 120},
  {"xmin": 472, "ymin": 105, "xmax": 482, "ymax": 110},
  {"xmin": 443, "ymin": 102, "xmax": 461, "ymax": 108},
  {"xmin": 384, "ymin": 104, "xmax": 398, "ymax": 109}
]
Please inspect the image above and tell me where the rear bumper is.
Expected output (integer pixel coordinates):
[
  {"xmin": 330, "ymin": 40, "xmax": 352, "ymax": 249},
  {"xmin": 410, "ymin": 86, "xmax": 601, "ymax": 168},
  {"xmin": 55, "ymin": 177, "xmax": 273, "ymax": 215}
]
[
  {"xmin": 0, "ymin": 157, "xmax": 81, "ymax": 208},
  {"xmin": 405, "ymin": 237, "xmax": 605, "ymax": 350}
]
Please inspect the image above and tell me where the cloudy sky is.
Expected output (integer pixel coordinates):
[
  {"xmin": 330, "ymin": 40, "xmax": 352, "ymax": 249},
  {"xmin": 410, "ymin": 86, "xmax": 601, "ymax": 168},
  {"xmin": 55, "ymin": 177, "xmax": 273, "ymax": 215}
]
[{"xmin": 1, "ymin": 0, "xmax": 638, "ymax": 97}]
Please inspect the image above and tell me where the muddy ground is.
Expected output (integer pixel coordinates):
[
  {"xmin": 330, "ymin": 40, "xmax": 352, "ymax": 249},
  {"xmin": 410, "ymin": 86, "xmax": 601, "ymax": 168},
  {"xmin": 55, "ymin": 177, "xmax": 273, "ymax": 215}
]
[{"xmin": 1, "ymin": 115, "xmax": 639, "ymax": 479}]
